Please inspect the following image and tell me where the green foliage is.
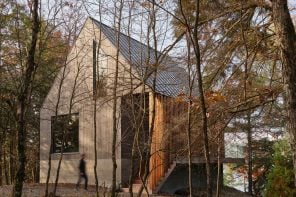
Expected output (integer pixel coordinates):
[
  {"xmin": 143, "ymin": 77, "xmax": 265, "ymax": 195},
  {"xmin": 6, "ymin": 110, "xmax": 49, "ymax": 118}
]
[
  {"xmin": 0, "ymin": 1, "xmax": 68, "ymax": 183},
  {"xmin": 265, "ymin": 139, "xmax": 296, "ymax": 197}
]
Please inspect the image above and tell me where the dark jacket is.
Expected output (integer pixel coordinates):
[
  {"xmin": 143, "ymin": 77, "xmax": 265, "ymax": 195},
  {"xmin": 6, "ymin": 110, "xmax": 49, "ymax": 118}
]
[{"xmin": 79, "ymin": 159, "xmax": 86, "ymax": 174}]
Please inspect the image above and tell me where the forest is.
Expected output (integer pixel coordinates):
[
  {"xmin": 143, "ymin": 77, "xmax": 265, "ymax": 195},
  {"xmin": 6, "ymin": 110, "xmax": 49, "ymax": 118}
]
[{"xmin": 0, "ymin": 0, "xmax": 295, "ymax": 197}]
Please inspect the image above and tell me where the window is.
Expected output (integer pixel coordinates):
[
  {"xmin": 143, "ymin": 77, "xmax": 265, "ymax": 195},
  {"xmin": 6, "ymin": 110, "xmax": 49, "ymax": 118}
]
[
  {"xmin": 51, "ymin": 113, "xmax": 79, "ymax": 153},
  {"xmin": 93, "ymin": 40, "xmax": 108, "ymax": 97},
  {"xmin": 97, "ymin": 50, "xmax": 108, "ymax": 77},
  {"xmin": 96, "ymin": 50, "xmax": 108, "ymax": 97}
]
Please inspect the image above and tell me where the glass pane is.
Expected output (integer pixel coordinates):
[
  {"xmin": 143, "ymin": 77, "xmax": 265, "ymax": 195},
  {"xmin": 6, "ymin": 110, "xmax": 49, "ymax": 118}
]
[{"xmin": 51, "ymin": 113, "xmax": 79, "ymax": 153}]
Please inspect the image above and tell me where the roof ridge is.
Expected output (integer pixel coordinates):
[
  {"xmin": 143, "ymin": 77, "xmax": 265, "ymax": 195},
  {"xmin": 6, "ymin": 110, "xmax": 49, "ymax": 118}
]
[
  {"xmin": 88, "ymin": 16, "xmax": 191, "ymax": 98},
  {"xmin": 89, "ymin": 16, "xmax": 156, "ymax": 52}
]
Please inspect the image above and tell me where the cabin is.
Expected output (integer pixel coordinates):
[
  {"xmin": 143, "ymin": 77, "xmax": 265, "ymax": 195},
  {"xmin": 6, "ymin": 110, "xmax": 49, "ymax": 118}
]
[{"xmin": 40, "ymin": 17, "xmax": 225, "ymax": 194}]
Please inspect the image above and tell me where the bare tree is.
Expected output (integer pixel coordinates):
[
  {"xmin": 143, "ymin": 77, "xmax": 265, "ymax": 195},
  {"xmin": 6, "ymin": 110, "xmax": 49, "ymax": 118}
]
[
  {"xmin": 178, "ymin": 0, "xmax": 212, "ymax": 196},
  {"xmin": 111, "ymin": 1, "xmax": 124, "ymax": 196},
  {"xmin": 13, "ymin": 0, "xmax": 40, "ymax": 196}
]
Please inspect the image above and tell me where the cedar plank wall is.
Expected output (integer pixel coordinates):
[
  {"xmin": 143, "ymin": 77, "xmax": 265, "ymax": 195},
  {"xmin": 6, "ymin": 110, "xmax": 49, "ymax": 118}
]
[
  {"xmin": 149, "ymin": 94, "xmax": 187, "ymax": 190},
  {"xmin": 148, "ymin": 94, "xmax": 224, "ymax": 190},
  {"xmin": 149, "ymin": 94, "xmax": 164, "ymax": 190}
]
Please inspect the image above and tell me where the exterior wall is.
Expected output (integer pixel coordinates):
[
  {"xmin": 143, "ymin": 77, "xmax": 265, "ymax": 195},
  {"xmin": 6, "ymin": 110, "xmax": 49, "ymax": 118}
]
[
  {"xmin": 40, "ymin": 18, "xmax": 146, "ymax": 187},
  {"xmin": 120, "ymin": 93, "xmax": 150, "ymax": 186},
  {"xmin": 149, "ymin": 94, "xmax": 182, "ymax": 189},
  {"xmin": 148, "ymin": 94, "xmax": 225, "ymax": 190}
]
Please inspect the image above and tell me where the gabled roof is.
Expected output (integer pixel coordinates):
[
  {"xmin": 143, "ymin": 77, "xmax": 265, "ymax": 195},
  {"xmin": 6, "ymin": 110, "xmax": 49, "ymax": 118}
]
[{"xmin": 90, "ymin": 17, "xmax": 190, "ymax": 97}]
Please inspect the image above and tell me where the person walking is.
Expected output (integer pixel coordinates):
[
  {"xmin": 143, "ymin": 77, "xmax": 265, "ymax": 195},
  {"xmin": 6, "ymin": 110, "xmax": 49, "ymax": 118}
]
[{"xmin": 76, "ymin": 153, "xmax": 88, "ymax": 190}]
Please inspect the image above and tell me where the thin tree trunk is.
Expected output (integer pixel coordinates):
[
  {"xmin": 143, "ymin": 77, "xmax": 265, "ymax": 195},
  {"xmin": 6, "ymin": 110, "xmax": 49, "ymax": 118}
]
[
  {"xmin": 44, "ymin": 56, "xmax": 68, "ymax": 197},
  {"xmin": 4, "ymin": 146, "xmax": 9, "ymax": 185},
  {"xmin": 186, "ymin": 34, "xmax": 193, "ymax": 197},
  {"xmin": 137, "ymin": 91, "xmax": 156, "ymax": 197},
  {"xmin": 93, "ymin": 81, "xmax": 99, "ymax": 197},
  {"xmin": 216, "ymin": 137, "xmax": 221, "ymax": 197},
  {"xmin": 91, "ymin": 3, "xmax": 103, "ymax": 196},
  {"xmin": 246, "ymin": 113, "xmax": 252, "ymax": 195},
  {"xmin": 137, "ymin": 2, "xmax": 159, "ymax": 196},
  {"xmin": 111, "ymin": 1, "xmax": 123, "ymax": 196},
  {"xmin": 129, "ymin": 92, "xmax": 146, "ymax": 196},
  {"xmin": 35, "ymin": 157, "xmax": 39, "ymax": 183},
  {"xmin": 127, "ymin": 2, "xmax": 138, "ymax": 195},
  {"xmin": 0, "ymin": 139, "xmax": 2, "ymax": 186},
  {"xmin": 191, "ymin": 1, "xmax": 212, "ymax": 196},
  {"xmin": 239, "ymin": 3, "xmax": 252, "ymax": 194},
  {"xmin": 193, "ymin": 32, "xmax": 212, "ymax": 197},
  {"xmin": 271, "ymin": 0, "xmax": 296, "ymax": 187},
  {"xmin": 187, "ymin": 100, "xmax": 193, "ymax": 197},
  {"xmin": 13, "ymin": 0, "xmax": 39, "ymax": 196},
  {"xmin": 52, "ymin": 63, "xmax": 81, "ymax": 197},
  {"xmin": 10, "ymin": 136, "xmax": 14, "ymax": 184},
  {"xmin": 93, "ymin": 39, "xmax": 99, "ymax": 197},
  {"xmin": 178, "ymin": 0, "xmax": 212, "ymax": 195},
  {"xmin": 128, "ymin": 94, "xmax": 137, "ymax": 197},
  {"xmin": 44, "ymin": 30, "xmax": 73, "ymax": 196},
  {"xmin": 129, "ymin": 130, "xmax": 136, "ymax": 196}
]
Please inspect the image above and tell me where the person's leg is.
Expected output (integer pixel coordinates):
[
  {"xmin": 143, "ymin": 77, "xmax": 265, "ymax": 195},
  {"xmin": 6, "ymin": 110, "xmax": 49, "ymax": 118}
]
[
  {"xmin": 84, "ymin": 174, "xmax": 88, "ymax": 190},
  {"xmin": 76, "ymin": 174, "xmax": 82, "ymax": 189}
]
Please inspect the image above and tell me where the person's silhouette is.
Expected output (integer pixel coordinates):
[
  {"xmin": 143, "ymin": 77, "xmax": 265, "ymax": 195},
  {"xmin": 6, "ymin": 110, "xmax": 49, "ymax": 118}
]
[{"xmin": 76, "ymin": 153, "xmax": 88, "ymax": 190}]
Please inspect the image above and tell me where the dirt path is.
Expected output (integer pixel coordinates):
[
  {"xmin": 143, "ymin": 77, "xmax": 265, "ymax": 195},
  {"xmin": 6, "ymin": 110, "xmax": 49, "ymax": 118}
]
[
  {"xmin": 0, "ymin": 183, "xmax": 250, "ymax": 197},
  {"xmin": 0, "ymin": 183, "xmax": 133, "ymax": 197}
]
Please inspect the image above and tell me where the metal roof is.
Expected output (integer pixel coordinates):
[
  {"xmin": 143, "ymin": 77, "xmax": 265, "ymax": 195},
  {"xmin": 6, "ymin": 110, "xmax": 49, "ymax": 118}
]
[{"xmin": 91, "ymin": 17, "xmax": 190, "ymax": 97}]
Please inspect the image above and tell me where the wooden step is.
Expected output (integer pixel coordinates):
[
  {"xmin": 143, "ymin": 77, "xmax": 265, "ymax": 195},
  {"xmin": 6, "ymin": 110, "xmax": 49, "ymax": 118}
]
[
  {"xmin": 121, "ymin": 183, "xmax": 141, "ymax": 193},
  {"xmin": 133, "ymin": 178, "xmax": 142, "ymax": 184},
  {"xmin": 152, "ymin": 161, "xmax": 177, "ymax": 194}
]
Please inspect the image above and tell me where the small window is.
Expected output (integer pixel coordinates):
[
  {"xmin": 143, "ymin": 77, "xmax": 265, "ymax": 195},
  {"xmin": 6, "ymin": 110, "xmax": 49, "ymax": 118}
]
[
  {"xmin": 96, "ymin": 50, "xmax": 108, "ymax": 97},
  {"xmin": 93, "ymin": 40, "xmax": 108, "ymax": 97},
  {"xmin": 51, "ymin": 113, "xmax": 79, "ymax": 153}
]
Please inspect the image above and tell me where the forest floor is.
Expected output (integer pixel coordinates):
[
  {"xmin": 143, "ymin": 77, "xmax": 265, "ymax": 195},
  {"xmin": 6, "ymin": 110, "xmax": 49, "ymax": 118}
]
[{"xmin": 0, "ymin": 183, "xmax": 251, "ymax": 197}]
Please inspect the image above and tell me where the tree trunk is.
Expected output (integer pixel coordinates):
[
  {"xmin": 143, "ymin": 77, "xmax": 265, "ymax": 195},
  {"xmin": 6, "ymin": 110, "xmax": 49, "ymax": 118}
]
[
  {"xmin": 44, "ymin": 53, "xmax": 68, "ymax": 197},
  {"xmin": 0, "ymin": 139, "xmax": 2, "ymax": 186},
  {"xmin": 137, "ymin": 2, "xmax": 159, "ymax": 196},
  {"xmin": 191, "ymin": 1, "xmax": 212, "ymax": 196},
  {"xmin": 186, "ymin": 34, "xmax": 193, "ymax": 197},
  {"xmin": 93, "ymin": 40, "xmax": 99, "ymax": 197},
  {"xmin": 52, "ymin": 63, "xmax": 81, "ymax": 197},
  {"xmin": 127, "ymin": 3, "xmax": 138, "ymax": 195},
  {"xmin": 271, "ymin": 0, "xmax": 296, "ymax": 187},
  {"xmin": 13, "ymin": 0, "xmax": 39, "ymax": 196},
  {"xmin": 111, "ymin": 2, "xmax": 123, "ymax": 196},
  {"xmin": 179, "ymin": 0, "xmax": 212, "ymax": 195},
  {"xmin": 247, "ymin": 113, "xmax": 252, "ymax": 195},
  {"xmin": 187, "ymin": 100, "xmax": 193, "ymax": 197},
  {"xmin": 216, "ymin": 137, "xmax": 221, "ymax": 197},
  {"xmin": 10, "ymin": 136, "xmax": 14, "ymax": 184},
  {"xmin": 4, "ymin": 146, "xmax": 9, "ymax": 184}
]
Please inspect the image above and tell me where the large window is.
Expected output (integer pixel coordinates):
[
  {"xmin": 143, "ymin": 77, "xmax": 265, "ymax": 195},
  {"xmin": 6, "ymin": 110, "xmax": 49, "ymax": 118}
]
[{"xmin": 51, "ymin": 113, "xmax": 79, "ymax": 153}]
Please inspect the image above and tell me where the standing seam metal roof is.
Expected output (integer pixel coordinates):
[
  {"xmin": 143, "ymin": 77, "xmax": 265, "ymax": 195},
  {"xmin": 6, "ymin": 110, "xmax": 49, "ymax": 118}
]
[{"xmin": 91, "ymin": 17, "xmax": 189, "ymax": 97}]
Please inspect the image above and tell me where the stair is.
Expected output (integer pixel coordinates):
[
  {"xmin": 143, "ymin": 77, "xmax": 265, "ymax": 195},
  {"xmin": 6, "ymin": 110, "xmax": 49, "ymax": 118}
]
[
  {"xmin": 121, "ymin": 183, "xmax": 142, "ymax": 193},
  {"xmin": 121, "ymin": 178, "xmax": 151, "ymax": 194},
  {"xmin": 152, "ymin": 161, "xmax": 177, "ymax": 194}
]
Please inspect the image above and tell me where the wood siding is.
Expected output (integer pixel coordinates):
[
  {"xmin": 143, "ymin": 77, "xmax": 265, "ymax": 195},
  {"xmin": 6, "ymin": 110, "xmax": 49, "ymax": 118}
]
[
  {"xmin": 149, "ymin": 94, "xmax": 224, "ymax": 190},
  {"xmin": 149, "ymin": 94, "xmax": 187, "ymax": 189}
]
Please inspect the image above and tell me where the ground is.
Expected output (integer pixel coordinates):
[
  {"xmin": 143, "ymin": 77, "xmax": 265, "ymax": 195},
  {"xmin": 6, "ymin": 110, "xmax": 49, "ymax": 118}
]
[
  {"xmin": 0, "ymin": 184, "xmax": 251, "ymax": 197},
  {"xmin": 0, "ymin": 183, "xmax": 117, "ymax": 197}
]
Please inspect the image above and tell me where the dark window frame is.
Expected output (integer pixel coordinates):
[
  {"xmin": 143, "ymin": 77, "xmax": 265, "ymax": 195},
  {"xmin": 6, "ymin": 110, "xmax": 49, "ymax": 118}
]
[
  {"xmin": 93, "ymin": 40, "xmax": 108, "ymax": 98},
  {"xmin": 51, "ymin": 113, "xmax": 79, "ymax": 154}
]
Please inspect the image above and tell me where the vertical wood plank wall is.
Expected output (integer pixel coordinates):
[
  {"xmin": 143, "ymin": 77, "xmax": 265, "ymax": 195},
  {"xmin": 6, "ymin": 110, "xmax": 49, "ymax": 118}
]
[
  {"xmin": 147, "ymin": 93, "xmax": 224, "ymax": 190},
  {"xmin": 149, "ymin": 94, "xmax": 164, "ymax": 189},
  {"xmin": 148, "ymin": 94, "xmax": 186, "ymax": 190}
]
